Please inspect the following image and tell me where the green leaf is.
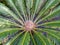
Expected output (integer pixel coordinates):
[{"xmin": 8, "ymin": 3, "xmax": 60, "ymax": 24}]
[
  {"xmin": 48, "ymin": 36, "xmax": 60, "ymax": 45},
  {"xmin": 0, "ymin": 18, "xmax": 22, "ymax": 28},
  {"xmin": 0, "ymin": 3, "xmax": 23, "ymax": 25},
  {"xmin": 38, "ymin": 28, "xmax": 60, "ymax": 45},
  {"xmin": 33, "ymin": 30, "xmax": 52, "ymax": 45},
  {"xmin": 6, "ymin": 31, "xmax": 24, "ymax": 45},
  {"xmin": 34, "ymin": 0, "xmax": 59, "ymax": 23},
  {"xmin": 7, "ymin": 31, "xmax": 30, "ymax": 45},
  {"xmin": 48, "ymin": 31, "xmax": 60, "ymax": 45},
  {"xmin": 30, "ymin": 0, "xmax": 36, "ymax": 15},
  {"xmin": 15, "ymin": 0, "xmax": 27, "ymax": 21},
  {"xmin": 42, "ymin": 6, "xmax": 60, "ymax": 20},
  {"xmin": 18, "ymin": 31, "xmax": 30, "ymax": 45},
  {"xmin": 47, "ymin": 38, "xmax": 54, "ymax": 45},
  {"xmin": 0, "ymin": 28, "xmax": 21, "ymax": 43},
  {"xmin": 32, "ymin": 0, "xmax": 47, "ymax": 21},
  {"xmin": 29, "ymin": 37, "xmax": 34, "ymax": 45},
  {"xmin": 0, "ymin": 18, "xmax": 18, "ymax": 29},
  {"xmin": 25, "ymin": 0, "xmax": 33, "ymax": 20},
  {"xmin": 38, "ymin": 20, "xmax": 60, "ymax": 28},
  {"xmin": 25, "ymin": 0, "xmax": 33, "ymax": 9},
  {"xmin": 5, "ymin": 0, "xmax": 24, "ymax": 22},
  {"xmin": 34, "ymin": 0, "xmax": 47, "ymax": 14},
  {"xmin": 0, "ymin": 0, "xmax": 60, "ymax": 45},
  {"xmin": 36, "ymin": 5, "xmax": 60, "ymax": 24},
  {"xmin": 30, "ymin": 32, "xmax": 37, "ymax": 45}
]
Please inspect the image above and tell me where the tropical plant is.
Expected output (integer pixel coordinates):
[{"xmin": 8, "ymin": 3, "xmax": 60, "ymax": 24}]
[{"xmin": 0, "ymin": 0, "xmax": 60, "ymax": 45}]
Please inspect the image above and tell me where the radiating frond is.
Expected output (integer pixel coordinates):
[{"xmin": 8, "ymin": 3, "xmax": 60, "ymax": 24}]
[{"xmin": 0, "ymin": 0, "xmax": 60, "ymax": 45}]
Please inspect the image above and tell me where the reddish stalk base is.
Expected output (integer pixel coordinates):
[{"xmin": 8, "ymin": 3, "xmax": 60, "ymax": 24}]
[{"xmin": 24, "ymin": 20, "xmax": 36, "ymax": 31}]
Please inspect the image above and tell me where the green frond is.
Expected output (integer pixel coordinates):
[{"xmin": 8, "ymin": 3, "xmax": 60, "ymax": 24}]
[{"xmin": 0, "ymin": 0, "xmax": 60, "ymax": 45}]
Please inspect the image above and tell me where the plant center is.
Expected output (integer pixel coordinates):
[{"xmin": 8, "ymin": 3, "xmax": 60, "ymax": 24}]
[{"xmin": 24, "ymin": 20, "xmax": 36, "ymax": 31}]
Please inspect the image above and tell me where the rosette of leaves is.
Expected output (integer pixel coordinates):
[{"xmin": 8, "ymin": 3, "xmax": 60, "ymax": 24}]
[{"xmin": 0, "ymin": 0, "xmax": 60, "ymax": 45}]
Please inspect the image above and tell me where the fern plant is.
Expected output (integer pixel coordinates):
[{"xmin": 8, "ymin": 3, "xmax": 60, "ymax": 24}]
[{"xmin": 0, "ymin": 0, "xmax": 60, "ymax": 45}]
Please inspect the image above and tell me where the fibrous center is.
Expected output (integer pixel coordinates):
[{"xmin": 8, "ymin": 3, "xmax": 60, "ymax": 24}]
[{"xmin": 24, "ymin": 20, "xmax": 36, "ymax": 31}]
